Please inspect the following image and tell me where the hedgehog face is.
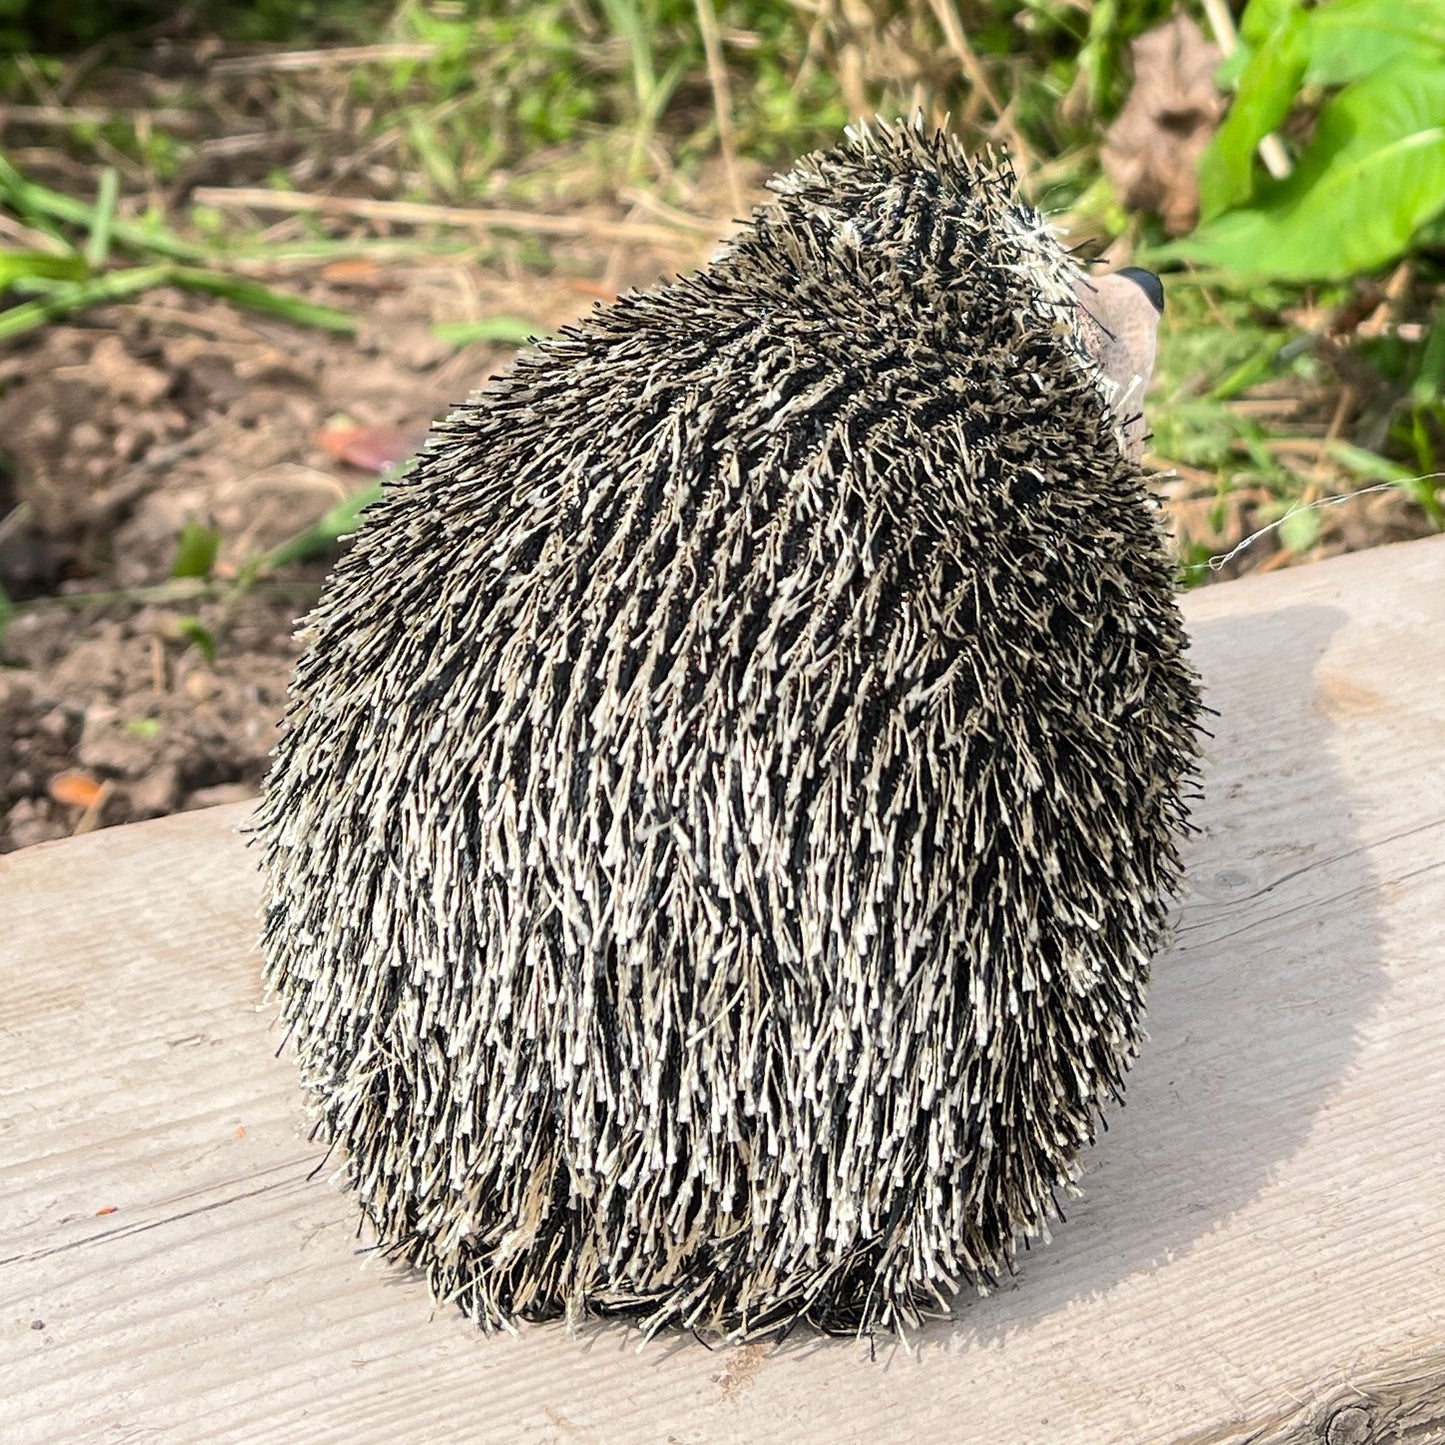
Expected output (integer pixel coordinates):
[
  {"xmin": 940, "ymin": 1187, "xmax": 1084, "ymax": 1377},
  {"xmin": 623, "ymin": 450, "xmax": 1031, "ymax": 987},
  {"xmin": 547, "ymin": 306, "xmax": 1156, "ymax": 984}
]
[{"xmin": 1073, "ymin": 268, "xmax": 1163, "ymax": 460}]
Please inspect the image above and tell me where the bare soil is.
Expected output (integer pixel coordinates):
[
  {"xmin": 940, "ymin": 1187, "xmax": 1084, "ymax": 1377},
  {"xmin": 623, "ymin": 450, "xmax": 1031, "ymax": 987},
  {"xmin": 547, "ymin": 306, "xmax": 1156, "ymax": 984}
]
[{"xmin": 0, "ymin": 257, "xmax": 659, "ymax": 852}]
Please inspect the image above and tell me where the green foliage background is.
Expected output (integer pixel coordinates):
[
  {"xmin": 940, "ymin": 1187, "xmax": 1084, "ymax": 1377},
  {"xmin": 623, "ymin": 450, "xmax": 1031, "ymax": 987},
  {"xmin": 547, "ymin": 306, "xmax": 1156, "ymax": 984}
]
[{"xmin": 2, "ymin": 0, "xmax": 1444, "ymax": 589}]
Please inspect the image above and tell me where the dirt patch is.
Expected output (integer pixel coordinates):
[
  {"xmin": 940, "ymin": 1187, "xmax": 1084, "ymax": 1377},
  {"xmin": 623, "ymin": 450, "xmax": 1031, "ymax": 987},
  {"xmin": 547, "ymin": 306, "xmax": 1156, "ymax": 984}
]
[{"xmin": 0, "ymin": 260, "xmax": 625, "ymax": 852}]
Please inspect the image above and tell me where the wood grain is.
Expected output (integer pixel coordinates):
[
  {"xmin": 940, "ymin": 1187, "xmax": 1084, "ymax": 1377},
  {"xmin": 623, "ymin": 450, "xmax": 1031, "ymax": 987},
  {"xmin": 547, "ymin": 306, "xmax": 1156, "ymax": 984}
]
[{"xmin": 2, "ymin": 535, "xmax": 1443, "ymax": 1445}]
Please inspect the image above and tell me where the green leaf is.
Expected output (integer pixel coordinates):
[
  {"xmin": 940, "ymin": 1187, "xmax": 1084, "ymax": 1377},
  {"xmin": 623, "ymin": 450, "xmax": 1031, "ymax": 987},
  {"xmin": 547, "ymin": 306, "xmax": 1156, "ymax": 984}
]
[
  {"xmin": 1214, "ymin": 46, "xmax": 1252, "ymax": 92},
  {"xmin": 1174, "ymin": 57, "xmax": 1445, "ymax": 280},
  {"xmin": 1304, "ymin": 0, "xmax": 1445, "ymax": 86},
  {"xmin": 170, "ymin": 521, "xmax": 221, "ymax": 581},
  {"xmin": 0, "ymin": 581, "xmax": 12, "ymax": 642},
  {"xmin": 1239, "ymin": 0, "xmax": 1301, "ymax": 48},
  {"xmin": 176, "ymin": 616, "xmax": 217, "ymax": 664},
  {"xmin": 1198, "ymin": 8, "xmax": 1309, "ymax": 220},
  {"xmin": 1277, "ymin": 505, "xmax": 1321, "ymax": 553}
]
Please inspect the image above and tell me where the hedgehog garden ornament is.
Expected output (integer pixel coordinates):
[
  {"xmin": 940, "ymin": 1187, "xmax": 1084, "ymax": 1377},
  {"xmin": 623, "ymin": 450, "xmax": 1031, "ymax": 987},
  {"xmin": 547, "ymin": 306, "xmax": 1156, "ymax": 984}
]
[{"xmin": 257, "ymin": 120, "xmax": 1199, "ymax": 1340}]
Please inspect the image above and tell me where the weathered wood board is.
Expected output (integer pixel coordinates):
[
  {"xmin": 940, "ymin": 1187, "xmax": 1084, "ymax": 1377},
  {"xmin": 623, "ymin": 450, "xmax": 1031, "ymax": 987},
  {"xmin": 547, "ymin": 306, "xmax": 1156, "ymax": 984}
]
[{"xmin": 2, "ymin": 535, "xmax": 1443, "ymax": 1445}]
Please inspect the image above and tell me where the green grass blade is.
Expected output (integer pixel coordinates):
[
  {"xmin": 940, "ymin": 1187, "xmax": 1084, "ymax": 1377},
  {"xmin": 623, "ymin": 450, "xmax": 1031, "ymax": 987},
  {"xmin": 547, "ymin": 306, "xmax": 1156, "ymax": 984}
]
[
  {"xmin": 1206, "ymin": 345, "xmax": 1281, "ymax": 402},
  {"xmin": 260, "ymin": 483, "xmax": 382, "ymax": 572},
  {"xmin": 1411, "ymin": 311, "xmax": 1445, "ymax": 408},
  {"xmin": 170, "ymin": 268, "xmax": 356, "ymax": 333},
  {"xmin": 432, "ymin": 316, "xmax": 541, "ymax": 346},
  {"xmin": 0, "ymin": 264, "xmax": 173, "ymax": 342},
  {"xmin": 0, "ymin": 249, "xmax": 89, "ymax": 290},
  {"xmin": 1277, "ymin": 505, "xmax": 1322, "ymax": 553},
  {"xmin": 1326, "ymin": 443, "xmax": 1445, "ymax": 528},
  {"xmin": 85, "ymin": 167, "xmax": 119, "ymax": 270},
  {"xmin": 176, "ymin": 616, "xmax": 218, "ymax": 663},
  {"xmin": 1325, "ymin": 441, "xmax": 1419, "ymax": 485},
  {"xmin": 0, "ymin": 155, "xmax": 209, "ymax": 264},
  {"xmin": 170, "ymin": 521, "xmax": 222, "ymax": 581}
]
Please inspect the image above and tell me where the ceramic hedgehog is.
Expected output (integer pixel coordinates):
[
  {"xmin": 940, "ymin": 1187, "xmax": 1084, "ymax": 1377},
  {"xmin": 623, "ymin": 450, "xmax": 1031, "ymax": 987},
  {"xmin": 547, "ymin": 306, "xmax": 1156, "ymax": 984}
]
[{"xmin": 256, "ymin": 119, "xmax": 1199, "ymax": 1340}]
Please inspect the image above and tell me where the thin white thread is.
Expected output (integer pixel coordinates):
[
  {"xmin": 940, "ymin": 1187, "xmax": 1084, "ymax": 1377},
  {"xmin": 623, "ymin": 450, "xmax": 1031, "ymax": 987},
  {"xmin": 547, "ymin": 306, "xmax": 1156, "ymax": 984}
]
[{"xmin": 1174, "ymin": 472, "xmax": 1445, "ymax": 576}]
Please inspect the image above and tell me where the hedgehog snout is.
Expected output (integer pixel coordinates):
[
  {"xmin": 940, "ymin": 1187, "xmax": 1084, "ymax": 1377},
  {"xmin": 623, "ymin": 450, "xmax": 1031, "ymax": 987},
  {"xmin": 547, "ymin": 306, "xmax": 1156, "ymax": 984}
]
[{"xmin": 1074, "ymin": 269, "xmax": 1163, "ymax": 460}]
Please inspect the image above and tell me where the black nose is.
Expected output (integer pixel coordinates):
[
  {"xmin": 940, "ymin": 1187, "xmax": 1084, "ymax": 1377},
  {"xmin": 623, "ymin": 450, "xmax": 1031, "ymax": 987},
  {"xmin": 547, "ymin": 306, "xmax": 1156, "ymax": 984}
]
[{"xmin": 1115, "ymin": 267, "xmax": 1164, "ymax": 314}]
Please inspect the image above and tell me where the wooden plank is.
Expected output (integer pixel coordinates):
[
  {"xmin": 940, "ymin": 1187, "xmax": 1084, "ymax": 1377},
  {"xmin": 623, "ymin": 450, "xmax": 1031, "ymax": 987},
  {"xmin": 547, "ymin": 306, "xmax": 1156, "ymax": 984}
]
[{"xmin": 2, "ymin": 534, "xmax": 1443, "ymax": 1445}]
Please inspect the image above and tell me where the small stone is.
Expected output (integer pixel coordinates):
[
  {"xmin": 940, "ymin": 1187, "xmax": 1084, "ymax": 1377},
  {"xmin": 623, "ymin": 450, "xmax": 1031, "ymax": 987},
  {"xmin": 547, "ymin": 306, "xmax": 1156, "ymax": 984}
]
[
  {"xmin": 0, "ymin": 672, "xmax": 36, "ymax": 710},
  {"xmin": 124, "ymin": 764, "xmax": 182, "ymax": 817},
  {"xmin": 6, "ymin": 799, "xmax": 63, "ymax": 850},
  {"xmin": 184, "ymin": 669, "xmax": 220, "ymax": 704},
  {"xmin": 37, "ymin": 707, "xmax": 75, "ymax": 742}
]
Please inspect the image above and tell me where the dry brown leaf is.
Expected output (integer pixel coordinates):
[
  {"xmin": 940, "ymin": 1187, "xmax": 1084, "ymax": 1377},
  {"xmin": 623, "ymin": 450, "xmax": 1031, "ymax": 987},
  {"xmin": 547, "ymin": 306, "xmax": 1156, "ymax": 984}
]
[
  {"xmin": 316, "ymin": 418, "xmax": 417, "ymax": 473},
  {"xmin": 48, "ymin": 768, "xmax": 105, "ymax": 809},
  {"xmin": 320, "ymin": 257, "xmax": 383, "ymax": 284},
  {"xmin": 1102, "ymin": 12, "xmax": 1225, "ymax": 236}
]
